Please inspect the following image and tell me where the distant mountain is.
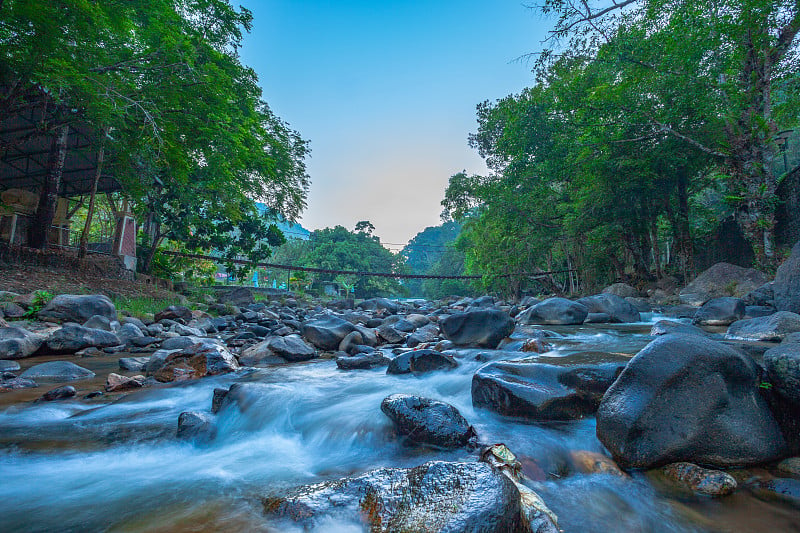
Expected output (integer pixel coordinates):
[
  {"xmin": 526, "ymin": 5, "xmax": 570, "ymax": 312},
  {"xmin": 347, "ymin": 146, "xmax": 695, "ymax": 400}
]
[{"xmin": 255, "ymin": 202, "xmax": 310, "ymax": 240}]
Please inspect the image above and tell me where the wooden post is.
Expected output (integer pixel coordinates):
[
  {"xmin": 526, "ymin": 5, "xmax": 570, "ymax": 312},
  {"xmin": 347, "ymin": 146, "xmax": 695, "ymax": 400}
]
[
  {"xmin": 79, "ymin": 128, "xmax": 107, "ymax": 259},
  {"xmin": 29, "ymin": 123, "xmax": 69, "ymax": 249}
]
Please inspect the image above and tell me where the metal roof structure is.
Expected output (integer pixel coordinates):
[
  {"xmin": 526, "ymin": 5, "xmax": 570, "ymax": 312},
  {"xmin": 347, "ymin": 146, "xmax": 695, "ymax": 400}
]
[{"xmin": 0, "ymin": 96, "xmax": 121, "ymax": 197}]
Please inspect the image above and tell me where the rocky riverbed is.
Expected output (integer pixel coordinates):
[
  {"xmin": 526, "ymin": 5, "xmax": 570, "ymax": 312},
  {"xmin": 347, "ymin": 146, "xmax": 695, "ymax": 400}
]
[{"xmin": 1, "ymin": 249, "xmax": 800, "ymax": 532}]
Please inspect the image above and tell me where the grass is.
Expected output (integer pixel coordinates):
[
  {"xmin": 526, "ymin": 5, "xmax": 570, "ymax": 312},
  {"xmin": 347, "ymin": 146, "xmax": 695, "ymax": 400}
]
[{"xmin": 110, "ymin": 295, "xmax": 182, "ymax": 319}]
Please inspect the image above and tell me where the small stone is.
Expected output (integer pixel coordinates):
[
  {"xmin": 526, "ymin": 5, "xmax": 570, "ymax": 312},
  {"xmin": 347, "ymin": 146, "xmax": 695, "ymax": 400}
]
[
  {"xmin": 105, "ymin": 373, "xmax": 144, "ymax": 392},
  {"xmin": 39, "ymin": 385, "xmax": 77, "ymax": 401},
  {"xmin": 663, "ymin": 462, "xmax": 737, "ymax": 496},
  {"xmin": 778, "ymin": 457, "xmax": 800, "ymax": 477}
]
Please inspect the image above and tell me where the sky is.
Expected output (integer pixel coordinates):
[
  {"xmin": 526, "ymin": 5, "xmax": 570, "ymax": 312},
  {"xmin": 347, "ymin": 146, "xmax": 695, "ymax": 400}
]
[{"xmin": 238, "ymin": 1, "xmax": 553, "ymax": 250}]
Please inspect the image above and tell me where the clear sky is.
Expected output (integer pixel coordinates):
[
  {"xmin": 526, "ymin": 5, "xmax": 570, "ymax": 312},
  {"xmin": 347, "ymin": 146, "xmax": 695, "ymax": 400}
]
[{"xmin": 238, "ymin": 1, "xmax": 553, "ymax": 250}]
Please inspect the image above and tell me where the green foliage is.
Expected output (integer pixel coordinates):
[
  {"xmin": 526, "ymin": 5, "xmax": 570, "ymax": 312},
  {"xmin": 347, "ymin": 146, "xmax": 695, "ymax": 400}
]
[
  {"xmin": 110, "ymin": 295, "xmax": 182, "ymax": 319},
  {"xmin": 401, "ymin": 221, "xmax": 467, "ymax": 297},
  {"xmin": 22, "ymin": 291, "xmax": 54, "ymax": 319}
]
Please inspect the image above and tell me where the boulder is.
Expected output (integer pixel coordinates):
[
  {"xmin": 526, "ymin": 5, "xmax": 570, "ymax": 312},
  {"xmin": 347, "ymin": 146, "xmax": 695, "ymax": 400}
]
[
  {"xmin": 376, "ymin": 323, "xmax": 406, "ymax": 344},
  {"xmin": 82, "ymin": 315, "xmax": 117, "ymax": 331},
  {"xmin": 151, "ymin": 343, "xmax": 238, "ymax": 382},
  {"xmin": 336, "ymin": 352, "xmax": 390, "ymax": 370},
  {"xmin": 118, "ymin": 356, "xmax": 150, "ymax": 372},
  {"xmin": 39, "ymin": 385, "xmax": 77, "ymax": 401},
  {"xmin": 302, "ymin": 315, "xmax": 357, "ymax": 351},
  {"xmin": 20, "ymin": 361, "xmax": 95, "ymax": 382},
  {"xmin": 381, "ymin": 394, "xmax": 476, "ymax": 449},
  {"xmin": 517, "ymin": 298, "xmax": 588, "ymax": 325},
  {"xmin": 0, "ymin": 376, "xmax": 37, "ymax": 390},
  {"xmin": 749, "ymin": 478, "xmax": 800, "ymax": 507},
  {"xmin": 650, "ymin": 320, "xmax": 708, "ymax": 337},
  {"xmin": 177, "ymin": 411, "xmax": 216, "ymax": 442},
  {"xmin": 45, "ymin": 324, "xmax": 121, "ymax": 353},
  {"xmin": 154, "ymin": 305, "xmax": 192, "ymax": 322},
  {"xmin": 356, "ymin": 297, "xmax": 399, "ymax": 314},
  {"xmin": 596, "ymin": 334, "xmax": 787, "ymax": 469},
  {"xmin": 262, "ymin": 461, "xmax": 526, "ymax": 533},
  {"xmin": 218, "ymin": 287, "xmax": 255, "ymax": 307},
  {"xmin": 662, "ymin": 462, "xmax": 737, "ymax": 496},
  {"xmin": 338, "ymin": 331, "xmax": 365, "ymax": 354},
  {"xmin": 679, "ymin": 262, "xmax": 769, "ymax": 306},
  {"xmin": 0, "ymin": 360, "xmax": 20, "ymax": 372},
  {"xmin": 692, "ymin": 297, "xmax": 746, "ymax": 326},
  {"xmin": 602, "ymin": 283, "xmax": 640, "ymax": 298},
  {"xmin": 387, "ymin": 349, "xmax": 458, "ymax": 375},
  {"xmin": 116, "ymin": 322, "xmax": 145, "ymax": 342},
  {"xmin": 440, "ymin": 309, "xmax": 514, "ymax": 349},
  {"xmin": 0, "ymin": 327, "xmax": 45, "ymax": 359},
  {"xmin": 472, "ymin": 360, "xmax": 625, "ymax": 421},
  {"xmin": 725, "ymin": 311, "xmax": 800, "ymax": 342},
  {"xmin": 239, "ymin": 341, "xmax": 284, "ymax": 367},
  {"xmin": 160, "ymin": 335, "xmax": 217, "ymax": 351},
  {"xmin": 38, "ymin": 294, "xmax": 117, "ymax": 323},
  {"xmin": 577, "ymin": 294, "xmax": 641, "ymax": 323},
  {"xmin": 105, "ymin": 373, "xmax": 144, "ymax": 392},
  {"xmin": 764, "ymin": 343, "xmax": 800, "ymax": 405},
  {"xmin": 406, "ymin": 323, "xmax": 440, "ymax": 348},
  {"xmin": 266, "ymin": 334, "xmax": 316, "ymax": 362},
  {"xmin": 774, "ymin": 240, "xmax": 800, "ymax": 313}
]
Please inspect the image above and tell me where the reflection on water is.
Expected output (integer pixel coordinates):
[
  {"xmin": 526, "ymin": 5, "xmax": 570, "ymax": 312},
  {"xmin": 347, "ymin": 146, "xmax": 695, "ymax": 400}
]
[{"xmin": 0, "ymin": 315, "xmax": 797, "ymax": 532}]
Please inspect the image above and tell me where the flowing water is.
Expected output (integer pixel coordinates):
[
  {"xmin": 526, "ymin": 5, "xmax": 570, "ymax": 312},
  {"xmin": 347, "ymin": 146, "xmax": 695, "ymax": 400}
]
[{"xmin": 1, "ymin": 316, "xmax": 798, "ymax": 532}]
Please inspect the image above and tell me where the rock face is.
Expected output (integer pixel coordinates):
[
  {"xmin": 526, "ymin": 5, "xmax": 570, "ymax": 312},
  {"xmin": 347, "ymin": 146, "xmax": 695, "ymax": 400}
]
[
  {"xmin": 472, "ymin": 360, "xmax": 624, "ymax": 421},
  {"xmin": 577, "ymin": 294, "xmax": 641, "ymax": 323},
  {"xmin": 596, "ymin": 334, "xmax": 787, "ymax": 469},
  {"xmin": 380, "ymin": 394, "xmax": 476, "ymax": 449},
  {"xmin": 774, "ymin": 240, "xmax": 800, "ymax": 313},
  {"xmin": 386, "ymin": 349, "xmax": 458, "ymax": 375},
  {"xmin": 679, "ymin": 262, "xmax": 769, "ymax": 306},
  {"xmin": 38, "ymin": 294, "xmax": 117, "ymax": 323},
  {"xmin": 45, "ymin": 324, "xmax": 121, "ymax": 353},
  {"xmin": 20, "ymin": 361, "xmax": 95, "ymax": 382},
  {"xmin": 725, "ymin": 311, "xmax": 800, "ymax": 341},
  {"xmin": 263, "ymin": 461, "xmax": 526, "ymax": 533},
  {"xmin": 0, "ymin": 327, "xmax": 45, "ymax": 359},
  {"xmin": 440, "ymin": 309, "xmax": 514, "ymax": 349},
  {"xmin": 302, "ymin": 315, "xmax": 356, "ymax": 351},
  {"xmin": 517, "ymin": 298, "xmax": 588, "ymax": 325},
  {"xmin": 692, "ymin": 297, "xmax": 746, "ymax": 326},
  {"xmin": 662, "ymin": 462, "xmax": 737, "ymax": 496}
]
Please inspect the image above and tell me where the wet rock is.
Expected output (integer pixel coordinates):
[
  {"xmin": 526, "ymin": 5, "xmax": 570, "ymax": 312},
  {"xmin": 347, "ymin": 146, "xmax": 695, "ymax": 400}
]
[
  {"xmin": 116, "ymin": 322, "xmax": 145, "ymax": 341},
  {"xmin": 356, "ymin": 297, "xmax": 399, "ymax": 314},
  {"xmin": 569, "ymin": 450, "xmax": 626, "ymax": 477},
  {"xmin": 517, "ymin": 297, "xmax": 588, "ymax": 325},
  {"xmin": 662, "ymin": 462, "xmax": 737, "ymax": 496},
  {"xmin": 596, "ymin": 334, "xmax": 787, "ymax": 469},
  {"xmin": 302, "ymin": 315, "xmax": 357, "ymax": 351},
  {"xmin": 376, "ymin": 323, "xmax": 406, "ymax": 344},
  {"xmin": 177, "ymin": 411, "xmax": 216, "ymax": 442},
  {"xmin": 521, "ymin": 338, "xmax": 552, "ymax": 353},
  {"xmin": 38, "ymin": 294, "xmax": 117, "ymax": 323},
  {"xmin": 764, "ymin": 343, "xmax": 800, "ymax": 405},
  {"xmin": 0, "ymin": 326, "xmax": 45, "ymax": 359},
  {"xmin": 649, "ymin": 320, "xmax": 708, "ymax": 337},
  {"xmin": 118, "ymin": 356, "xmax": 150, "ymax": 372},
  {"xmin": 105, "ymin": 373, "xmax": 144, "ymax": 392},
  {"xmin": 0, "ymin": 360, "xmax": 20, "ymax": 372},
  {"xmin": 749, "ymin": 478, "xmax": 800, "ymax": 507},
  {"xmin": 20, "ymin": 361, "xmax": 95, "ymax": 382},
  {"xmin": 238, "ymin": 341, "xmax": 283, "ymax": 366},
  {"xmin": 406, "ymin": 323, "xmax": 439, "ymax": 347},
  {"xmin": 584, "ymin": 312, "xmax": 612, "ymax": 324},
  {"xmin": 0, "ymin": 376, "xmax": 37, "ymax": 390},
  {"xmin": 778, "ymin": 457, "xmax": 800, "ymax": 477},
  {"xmin": 154, "ymin": 305, "xmax": 192, "ymax": 322},
  {"xmin": 211, "ymin": 388, "xmax": 229, "ymax": 414},
  {"xmin": 262, "ymin": 461, "xmax": 526, "ymax": 533},
  {"xmin": 39, "ymin": 385, "xmax": 77, "ymax": 401},
  {"xmin": 336, "ymin": 352, "xmax": 390, "ymax": 370},
  {"xmin": 45, "ymin": 324, "xmax": 121, "ymax": 353},
  {"xmin": 692, "ymin": 297, "xmax": 746, "ymax": 326},
  {"xmin": 354, "ymin": 325, "xmax": 379, "ymax": 347},
  {"xmin": 387, "ymin": 349, "xmax": 458, "ymax": 375},
  {"xmin": 745, "ymin": 305, "xmax": 775, "ymax": 318},
  {"xmin": 82, "ymin": 315, "xmax": 117, "ymax": 331},
  {"xmin": 679, "ymin": 262, "xmax": 769, "ymax": 306},
  {"xmin": 152, "ymin": 343, "xmax": 239, "ymax": 382},
  {"xmin": 577, "ymin": 294, "xmax": 641, "ymax": 323},
  {"xmin": 472, "ymin": 360, "xmax": 624, "ymax": 421},
  {"xmin": 160, "ymin": 335, "xmax": 215, "ymax": 351},
  {"xmin": 774, "ymin": 240, "xmax": 800, "ymax": 313},
  {"xmin": 265, "ymin": 334, "xmax": 316, "ymax": 362},
  {"xmin": 440, "ymin": 309, "xmax": 514, "ymax": 349},
  {"xmin": 725, "ymin": 311, "xmax": 800, "ymax": 342},
  {"xmin": 381, "ymin": 394, "xmax": 476, "ymax": 449}
]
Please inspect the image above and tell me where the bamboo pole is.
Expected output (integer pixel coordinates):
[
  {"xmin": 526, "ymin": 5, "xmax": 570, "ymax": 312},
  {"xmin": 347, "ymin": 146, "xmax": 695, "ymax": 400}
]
[{"xmin": 78, "ymin": 128, "xmax": 107, "ymax": 258}]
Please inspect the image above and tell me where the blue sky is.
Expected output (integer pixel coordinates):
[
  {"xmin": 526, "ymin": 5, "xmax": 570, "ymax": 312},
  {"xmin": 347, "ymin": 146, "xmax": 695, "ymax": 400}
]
[{"xmin": 238, "ymin": 1, "xmax": 553, "ymax": 249}]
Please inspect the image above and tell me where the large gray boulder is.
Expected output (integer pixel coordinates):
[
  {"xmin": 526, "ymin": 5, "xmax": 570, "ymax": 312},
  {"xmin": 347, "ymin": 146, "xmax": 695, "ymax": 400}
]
[
  {"xmin": 336, "ymin": 352, "xmax": 391, "ymax": 370},
  {"xmin": 265, "ymin": 334, "xmax": 316, "ymax": 362},
  {"xmin": 218, "ymin": 287, "xmax": 254, "ymax": 307},
  {"xmin": 725, "ymin": 311, "xmax": 800, "ymax": 342},
  {"xmin": 596, "ymin": 334, "xmax": 787, "ymax": 469},
  {"xmin": 262, "ymin": 461, "xmax": 526, "ymax": 533},
  {"xmin": 516, "ymin": 298, "xmax": 588, "ymax": 325},
  {"xmin": 20, "ymin": 361, "xmax": 95, "ymax": 382},
  {"xmin": 602, "ymin": 283, "xmax": 640, "ymax": 298},
  {"xmin": 692, "ymin": 297, "xmax": 746, "ymax": 326},
  {"xmin": 381, "ymin": 394, "xmax": 476, "ymax": 449},
  {"xmin": 440, "ymin": 309, "xmax": 514, "ymax": 349},
  {"xmin": 302, "ymin": 315, "xmax": 357, "ymax": 351},
  {"xmin": 577, "ymin": 294, "xmax": 641, "ymax": 323},
  {"xmin": 472, "ymin": 359, "xmax": 625, "ymax": 421},
  {"xmin": 774, "ymin": 241, "xmax": 800, "ymax": 313},
  {"xmin": 0, "ymin": 327, "xmax": 45, "ymax": 359},
  {"xmin": 38, "ymin": 294, "xmax": 117, "ymax": 323},
  {"xmin": 764, "ymin": 343, "xmax": 800, "ymax": 405},
  {"xmin": 357, "ymin": 297, "xmax": 399, "ymax": 314},
  {"xmin": 679, "ymin": 262, "xmax": 769, "ymax": 306},
  {"xmin": 45, "ymin": 324, "xmax": 121, "ymax": 353},
  {"xmin": 387, "ymin": 349, "xmax": 458, "ymax": 375}
]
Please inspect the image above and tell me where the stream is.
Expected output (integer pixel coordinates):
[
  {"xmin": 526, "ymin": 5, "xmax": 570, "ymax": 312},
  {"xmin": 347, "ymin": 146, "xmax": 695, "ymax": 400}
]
[{"xmin": 1, "ymin": 316, "xmax": 799, "ymax": 532}]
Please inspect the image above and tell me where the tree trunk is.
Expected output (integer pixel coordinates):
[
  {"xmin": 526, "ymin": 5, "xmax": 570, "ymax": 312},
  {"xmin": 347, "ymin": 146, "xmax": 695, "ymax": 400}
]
[
  {"xmin": 78, "ymin": 128, "xmax": 107, "ymax": 259},
  {"xmin": 29, "ymin": 124, "xmax": 68, "ymax": 249}
]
